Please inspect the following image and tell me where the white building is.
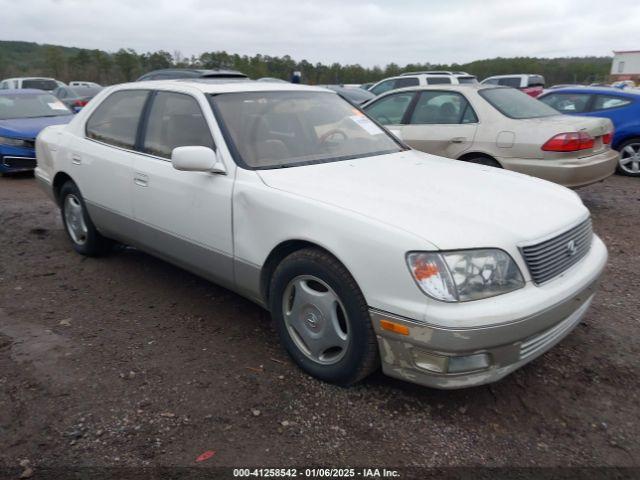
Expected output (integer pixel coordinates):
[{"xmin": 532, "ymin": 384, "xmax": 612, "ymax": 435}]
[{"xmin": 611, "ymin": 50, "xmax": 640, "ymax": 81}]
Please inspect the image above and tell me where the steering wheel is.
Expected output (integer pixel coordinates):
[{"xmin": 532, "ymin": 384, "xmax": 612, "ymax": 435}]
[{"xmin": 318, "ymin": 129, "xmax": 348, "ymax": 145}]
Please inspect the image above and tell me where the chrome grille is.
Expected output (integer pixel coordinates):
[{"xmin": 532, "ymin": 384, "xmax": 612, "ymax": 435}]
[{"xmin": 520, "ymin": 219, "xmax": 593, "ymax": 284}]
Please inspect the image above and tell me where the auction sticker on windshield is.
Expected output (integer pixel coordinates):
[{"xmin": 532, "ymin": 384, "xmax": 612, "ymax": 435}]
[{"xmin": 350, "ymin": 115, "xmax": 383, "ymax": 135}]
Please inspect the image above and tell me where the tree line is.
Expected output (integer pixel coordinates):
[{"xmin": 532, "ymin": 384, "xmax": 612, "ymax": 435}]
[{"xmin": 0, "ymin": 40, "xmax": 613, "ymax": 86}]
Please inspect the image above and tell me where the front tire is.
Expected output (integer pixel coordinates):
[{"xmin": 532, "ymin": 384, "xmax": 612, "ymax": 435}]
[
  {"xmin": 59, "ymin": 181, "xmax": 112, "ymax": 256},
  {"xmin": 617, "ymin": 138, "xmax": 640, "ymax": 177},
  {"xmin": 269, "ymin": 248, "xmax": 379, "ymax": 386}
]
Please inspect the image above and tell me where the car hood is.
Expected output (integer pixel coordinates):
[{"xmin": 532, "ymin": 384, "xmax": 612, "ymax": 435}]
[
  {"xmin": 0, "ymin": 115, "xmax": 73, "ymax": 140},
  {"xmin": 257, "ymin": 150, "xmax": 589, "ymax": 250}
]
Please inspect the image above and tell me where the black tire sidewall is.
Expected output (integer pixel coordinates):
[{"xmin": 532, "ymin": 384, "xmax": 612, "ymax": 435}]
[
  {"xmin": 269, "ymin": 251, "xmax": 375, "ymax": 385},
  {"xmin": 466, "ymin": 157, "xmax": 501, "ymax": 168},
  {"xmin": 59, "ymin": 181, "xmax": 108, "ymax": 256},
  {"xmin": 617, "ymin": 138, "xmax": 640, "ymax": 177}
]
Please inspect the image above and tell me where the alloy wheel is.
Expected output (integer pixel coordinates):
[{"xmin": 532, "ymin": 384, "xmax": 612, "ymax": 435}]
[
  {"xmin": 64, "ymin": 194, "xmax": 88, "ymax": 245},
  {"xmin": 282, "ymin": 275, "xmax": 350, "ymax": 365},
  {"xmin": 620, "ymin": 142, "xmax": 640, "ymax": 175}
]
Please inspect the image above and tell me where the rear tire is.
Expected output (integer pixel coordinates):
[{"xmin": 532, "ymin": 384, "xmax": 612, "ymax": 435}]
[
  {"xmin": 463, "ymin": 156, "xmax": 502, "ymax": 168},
  {"xmin": 269, "ymin": 248, "xmax": 379, "ymax": 386},
  {"xmin": 59, "ymin": 181, "xmax": 112, "ymax": 256},
  {"xmin": 616, "ymin": 138, "xmax": 640, "ymax": 177}
]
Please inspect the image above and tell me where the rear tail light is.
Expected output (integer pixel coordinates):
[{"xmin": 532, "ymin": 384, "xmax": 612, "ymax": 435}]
[
  {"xmin": 603, "ymin": 131, "xmax": 613, "ymax": 145},
  {"xmin": 522, "ymin": 86, "xmax": 543, "ymax": 98},
  {"xmin": 542, "ymin": 132, "xmax": 594, "ymax": 152},
  {"xmin": 73, "ymin": 99, "xmax": 88, "ymax": 107}
]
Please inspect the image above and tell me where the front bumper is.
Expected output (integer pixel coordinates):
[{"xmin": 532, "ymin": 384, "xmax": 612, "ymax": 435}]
[
  {"xmin": 497, "ymin": 148, "xmax": 619, "ymax": 188},
  {"xmin": 34, "ymin": 167, "xmax": 56, "ymax": 203},
  {"xmin": 0, "ymin": 153, "xmax": 37, "ymax": 173},
  {"xmin": 371, "ymin": 242, "xmax": 606, "ymax": 389}
]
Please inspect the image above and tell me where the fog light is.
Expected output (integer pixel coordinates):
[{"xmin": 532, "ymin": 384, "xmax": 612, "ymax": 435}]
[
  {"xmin": 448, "ymin": 353, "xmax": 490, "ymax": 373},
  {"xmin": 412, "ymin": 350, "xmax": 448, "ymax": 373}
]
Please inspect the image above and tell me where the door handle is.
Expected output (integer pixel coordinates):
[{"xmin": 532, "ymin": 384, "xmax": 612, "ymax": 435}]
[
  {"xmin": 71, "ymin": 154, "xmax": 82, "ymax": 165},
  {"xmin": 133, "ymin": 172, "xmax": 148, "ymax": 187},
  {"xmin": 450, "ymin": 137, "xmax": 466, "ymax": 144}
]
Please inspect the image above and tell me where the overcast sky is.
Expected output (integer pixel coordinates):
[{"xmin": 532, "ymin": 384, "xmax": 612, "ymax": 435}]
[{"xmin": 1, "ymin": 0, "xmax": 639, "ymax": 66}]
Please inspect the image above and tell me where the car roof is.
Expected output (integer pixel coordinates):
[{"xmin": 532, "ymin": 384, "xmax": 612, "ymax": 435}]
[
  {"xmin": 116, "ymin": 79, "xmax": 333, "ymax": 95},
  {"xmin": 137, "ymin": 68, "xmax": 247, "ymax": 79},
  {"xmin": 484, "ymin": 74, "xmax": 538, "ymax": 79},
  {"xmin": 540, "ymin": 86, "xmax": 640, "ymax": 97},
  {"xmin": 2, "ymin": 77, "xmax": 57, "ymax": 81},
  {"xmin": 0, "ymin": 88, "xmax": 53, "ymax": 95},
  {"xmin": 399, "ymin": 71, "xmax": 473, "ymax": 76},
  {"xmin": 376, "ymin": 83, "xmax": 498, "ymax": 94}
]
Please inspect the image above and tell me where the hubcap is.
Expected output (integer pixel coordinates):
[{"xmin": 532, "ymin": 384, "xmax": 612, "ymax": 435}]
[
  {"xmin": 64, "ymin": 194, "xmax": 88, "ymax": 245},
  {"xmin": 282, "ymin": 275, "xmax": 350, "ymax": 365},
  {"xmin": 620, "ymin": 143, "xmax": 640, "ymax": 174}
]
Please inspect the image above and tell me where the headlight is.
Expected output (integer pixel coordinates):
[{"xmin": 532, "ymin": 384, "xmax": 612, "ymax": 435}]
[
  {"xmin": 407, "ymin": 249, "xmax": 524, "ymax": 302},
  {"xmin": 0, "ymin": 136, "xmax": 28, "ymax": 147}
]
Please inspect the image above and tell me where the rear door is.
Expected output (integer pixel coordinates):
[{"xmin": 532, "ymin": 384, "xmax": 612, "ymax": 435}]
[
  {"xmin": 70, "ymin": 89, "xmax": 150, "ymax": 239},
  {"xmin": 398, "ymin": 90, "xmax": 479, "ymax": 158},
  {"xmin": 131, "ymin": 90, "xmax": 235, "ymax": 287}
]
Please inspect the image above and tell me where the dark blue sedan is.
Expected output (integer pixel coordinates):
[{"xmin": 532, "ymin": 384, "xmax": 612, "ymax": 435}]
[
  {"xmin": 0, "ymin": 89, "xmax": 74, "ymax": 175},
  {"xmin": 539, "ymin": 87, "xmax": 640, "ymax": 177}
]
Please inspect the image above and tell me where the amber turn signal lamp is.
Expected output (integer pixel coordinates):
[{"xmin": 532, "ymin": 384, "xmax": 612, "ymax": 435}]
[{"xmin": 380, "ymin": 319, "xmax": 410, "ymax": 336}]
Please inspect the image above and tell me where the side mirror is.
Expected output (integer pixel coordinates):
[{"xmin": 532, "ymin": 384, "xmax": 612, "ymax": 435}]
[{"xmin": 171, "ymin": 146, "xmax": 226, "ymax": 174}]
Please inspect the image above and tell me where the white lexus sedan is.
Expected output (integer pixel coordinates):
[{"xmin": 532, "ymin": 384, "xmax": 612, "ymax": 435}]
[{"xmin": 35, "ymin": 80, "xmax": 607, "ymax": 389}]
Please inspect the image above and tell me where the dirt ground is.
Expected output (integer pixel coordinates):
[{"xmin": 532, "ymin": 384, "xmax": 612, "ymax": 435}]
[{"xmin": 0, "ymin": 173, "xmax": 638, "ymax": 476}]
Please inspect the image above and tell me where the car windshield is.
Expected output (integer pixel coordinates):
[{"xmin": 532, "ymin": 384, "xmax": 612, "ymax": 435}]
[
  {"xmin": 0, "ymin": 92, "xmax": 72, "ymax": 120},
  {"xmin": 210, "ymin": 91, "xmax": 403, "ymax": 169},
  {"xmin": 321, "ymin": 86, "xmax": 375, "ymax": 105},
  {"xmin": 479, "ymin": 87, "xmax": 558, "ymax": 119},
  {"xmin": 21, "ymin": 79, "xmax": 59, "ymax": 91}
]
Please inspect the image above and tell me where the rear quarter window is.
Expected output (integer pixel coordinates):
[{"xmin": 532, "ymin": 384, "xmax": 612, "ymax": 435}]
[{"xmin": 592, "ymin": 95, "xmax": 633, "ymax": 111}]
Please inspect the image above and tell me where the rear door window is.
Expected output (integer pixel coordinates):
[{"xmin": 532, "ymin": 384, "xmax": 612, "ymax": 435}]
[
  {"xmin": 426, "ymin": 77, "xmax": 452, "ymax": 85},
  {"xmin": 409, "ymin": 91, "xmax": 477, "ymax": 124},
  {"xmin": 364, "ymin": 92, "xmax": 416, "ymax": 125},
  {"xmin": 86, "ymin": 90, "xmax": 149, "ymax": 149},
  {"xmin": 497, "ymin": 77, "xmax": 522, "ymax": 88},
  {"xmin": 142, "ymin": 91, "xmax": 214, "ymax": 159},
  {"xmin": 539, "ymin": 93, "xmax": 592, "ymax": 113},
  {"xmin": 393, "ymin": 77, "xmax": 420, "ymax": 89}
]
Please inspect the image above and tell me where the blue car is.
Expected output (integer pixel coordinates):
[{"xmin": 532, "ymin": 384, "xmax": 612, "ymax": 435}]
[
  {"xmin": 539, "ymin": 87, "xmax": 640, "ymax": 177},
  {"xmin": 0, "ymin": 89, "xmax": 74, "ymax": 175}
]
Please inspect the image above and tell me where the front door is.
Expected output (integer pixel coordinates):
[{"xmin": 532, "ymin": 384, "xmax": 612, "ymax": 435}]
[{"xmin": 130, "ymin": 90, "xmax": 235, "ymax": 288}]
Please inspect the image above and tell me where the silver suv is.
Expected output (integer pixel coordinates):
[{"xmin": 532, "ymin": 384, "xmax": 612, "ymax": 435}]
[{"xmin": 368, "ymin": 71, "xmax": 477, "ymax": 96}]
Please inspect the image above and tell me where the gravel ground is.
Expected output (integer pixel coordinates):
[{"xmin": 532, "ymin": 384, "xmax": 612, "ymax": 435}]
[{"xmin": 0, "ymin": 173, "xmax": 638, "ymax": 476}]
